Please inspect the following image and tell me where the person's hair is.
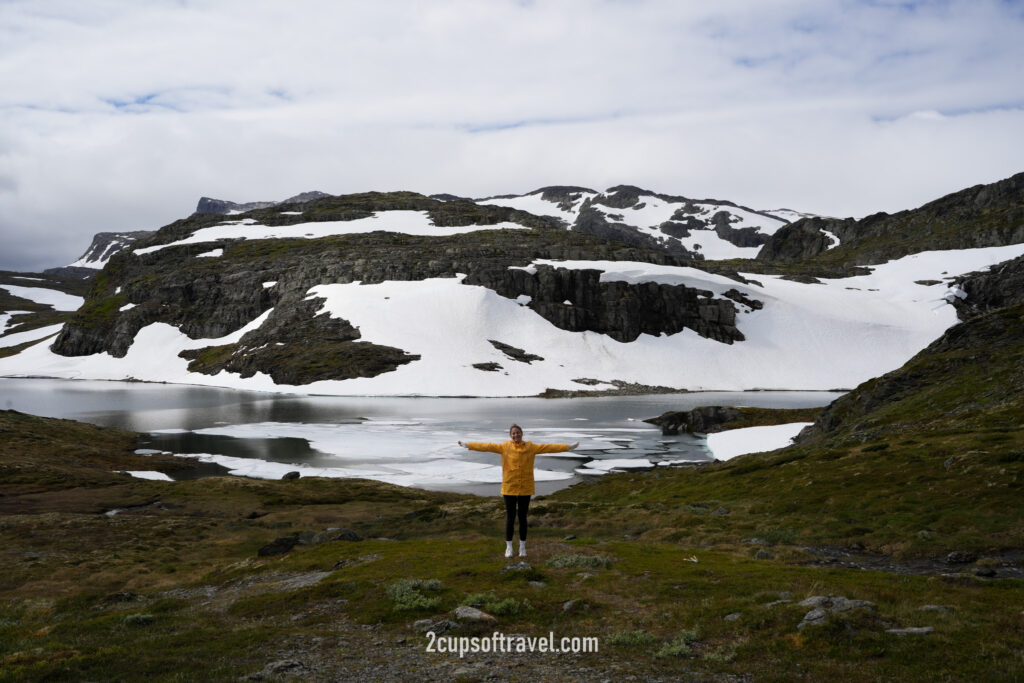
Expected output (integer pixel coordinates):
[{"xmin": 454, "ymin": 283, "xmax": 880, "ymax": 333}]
[{"xmin": 509, "ymin": 424, "xmax": 522, "ymax": 434}]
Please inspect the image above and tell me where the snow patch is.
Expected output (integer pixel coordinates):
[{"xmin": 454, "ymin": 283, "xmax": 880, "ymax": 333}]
[
  {"xmin": 134, "ymin": 211, "xmax": 528, "ymax": 254},
  {"xmin": 0, "ymin": 285, "xmax": 83, "ymax": 311},
  {"xmin": 705, "ymin": 423, "xmax": 812, "ymax": 461}
]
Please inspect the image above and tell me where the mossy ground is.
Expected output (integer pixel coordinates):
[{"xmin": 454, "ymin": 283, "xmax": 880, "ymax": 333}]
[{"xmin": 2, "ymin": 410, "xmax": 1024, "ymax": 681}]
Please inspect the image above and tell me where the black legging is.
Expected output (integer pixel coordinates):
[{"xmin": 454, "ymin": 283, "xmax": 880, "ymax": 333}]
[{"xmin": 504, "ymin": 495, "xmax": 531, "ymax": 541}]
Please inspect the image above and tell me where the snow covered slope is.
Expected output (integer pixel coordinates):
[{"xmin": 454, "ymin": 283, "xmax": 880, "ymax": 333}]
[
  {"xmin": 4, "ymin": 243, "xmax": 1022, "ymax": 396},
  {"xmin": 480, "ymin": 185, "xmax": 794, "ymax": 260}
]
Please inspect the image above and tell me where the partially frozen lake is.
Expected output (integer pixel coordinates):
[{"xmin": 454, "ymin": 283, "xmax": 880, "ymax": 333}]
[{"xmin": 1, "ymin": 378, "xmax": 841, "ymax": 495}]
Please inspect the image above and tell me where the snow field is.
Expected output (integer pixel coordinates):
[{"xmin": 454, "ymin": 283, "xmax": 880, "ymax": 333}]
[
  {"xmin": 133, "ymin": 211, "xmax": 529, "ymax": 255},
  {"xmin": 705, "ymin": 423, "xmax": 813, "ymax": 461}
]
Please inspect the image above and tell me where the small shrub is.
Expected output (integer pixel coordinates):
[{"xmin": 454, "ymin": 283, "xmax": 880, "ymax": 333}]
[
  {"xmin": 757, "ymin": 529, "xmax": 796, "ymax": 545},
  {"xmin": 122, "ymin": 613, "xmax": 155, "ymax": 627},
  {"xmin": 464, "ymin": 592, "xmax": 497, "ymax": 607},
  {"xmin": 607, "ymin": 630, "xmax": 657, "ymax": 647},
  {"xmin": 546, "ymin": 554, "xmax": 613, "ymax": 569},
  {"xmin": 655, "ymin": 628, "xmax": 700, "ymax": 658},
  {"xmin": 462, "ymin": 592, "xmax": 525, "ymax": 616},
  {"xmin": 387, "ymin": 578, "xmax": 444, "ymax": 612}
]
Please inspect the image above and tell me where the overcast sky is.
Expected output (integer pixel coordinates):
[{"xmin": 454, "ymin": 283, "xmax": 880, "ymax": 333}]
[{"xmin": 1, "ymin": 0, "xmax": 1023, "ymax": 272}]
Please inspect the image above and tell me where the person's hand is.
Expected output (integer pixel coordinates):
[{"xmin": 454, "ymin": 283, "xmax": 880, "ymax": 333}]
[{"xmin": 570, "ymin": 442, "xmax": 580, "ymax": 450}]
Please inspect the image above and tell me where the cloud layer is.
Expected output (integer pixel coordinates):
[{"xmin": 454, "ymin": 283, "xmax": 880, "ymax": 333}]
[{"xmin": 2, "ymin": 0, "xmax": 1023, "ymax": 271}]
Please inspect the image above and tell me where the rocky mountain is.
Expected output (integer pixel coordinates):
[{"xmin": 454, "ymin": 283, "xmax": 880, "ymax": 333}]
[
  {"xmin": 2, "ymin": 174, "xmax": 1022, "ymax": 397},
  {"xmin": 756, "ymin": 171, "xmax": 1024, "ymax": 267},
  {"xmin": 64, "ymin": 230, "xmax": 156, "ymax": 271},
  {"xmin": 479, "ymin": 184, "xmax": 791, "ymax": 260},
  {"xmin": 195, "ymin": 191, "xmax": 332, "ymax": 215}
]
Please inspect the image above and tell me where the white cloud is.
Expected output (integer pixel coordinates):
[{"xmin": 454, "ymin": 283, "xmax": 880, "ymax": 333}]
[{"xmin": 0, "ymin": 0, "xmax": 1022, "ymax": 271}]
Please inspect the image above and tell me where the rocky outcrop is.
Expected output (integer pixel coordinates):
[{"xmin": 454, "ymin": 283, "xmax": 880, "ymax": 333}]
[
  {"xmin": 756, "ymin": 218, "xmax": 842, "ymax": 262},
  {"xmin": 467, "ymin": 264, "xmax": 745, "ymax": 344},
  {"xmin": 572, "ymin": 202, "xmax": 700, "ymax": 259},
  {"xmin": 67, "ymin": 231, "xmax": 156, "ymax": 269},
  {"xmin": 644, "ymin": 407, "xmax": 744, "ymax": 435},
  {"xmin": 711, "ymin": 211, "xmax": 771, "ymax": 248},
  {"xmin": 951, "ymin": 253, "xmax": 1024, "ymax": 320},
  {"xmin": 178, "ymin": 297, "xmax": 419, "ymax": 384}
]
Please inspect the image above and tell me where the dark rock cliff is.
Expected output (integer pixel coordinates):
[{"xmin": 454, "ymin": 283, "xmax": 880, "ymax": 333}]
[{"xmin": 951, "ymin": 253, "xmax": 1024, "ymax": 321}]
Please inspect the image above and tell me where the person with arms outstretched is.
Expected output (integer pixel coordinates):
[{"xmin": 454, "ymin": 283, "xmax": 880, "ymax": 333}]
[{"xmin": 459, "ymin": 424, "xmax": 579, "ymax": 558}]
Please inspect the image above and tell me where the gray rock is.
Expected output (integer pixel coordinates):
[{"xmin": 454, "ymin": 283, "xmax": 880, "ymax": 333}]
[
  {"xmin": 799, "ymin": 596, "xmax": 830, "ymax": 608},
  {"xmin": 411, "ymin": 618, "xmax": 433, "ymax": 631},
  {"xmin": 918, "ymin": 605, "xmax": 952, "ymax": 612},
  {"xmin": 528, "ymin": 581, "xmax": 547, "ymax": 588},
  {"xmin": 562, "ymin": 535, "xmax": 576, "ymax": 541},
  {"xmin": 723, "ymin": 612, "xmax": 742, "ymax": 622},
  {"xmin": 946, "ymin": 551, "xmax": 978, "ymax": 564},
  {"xmin": 427, "ymin": 619, "xmax": 461, "ymax": 634},
  {"xmin": 453, "ymin": 606, "xmax": 498, "ymax": 624},
  {"xmin": 562, "ymin": 599, "xmax": 585, "ymax": 613},
  {"xmin": 281, "ymin": 471, "xmax": 300, "ymax": 480},
  {"xmin": 319, "ymin": 528, "xmax": 361, "ymax": 543},
  {"xmin": 973, "ymin": 567, "xmax": 997, "ymax": 578},
  {"xmin": 886, "ymin": 627, "xmax": 935, "ymax": 636},
  {"xmin": 797, "ymin": 608, "xmax": 828, "ymax": 630},
  {"xmin": 828, "ymin": 597, "xmax": 876, "ymax": 613},
  {"xmin": 754, "ymin": 549, "xmax": 774, "ymax": 560},
  {"xmin": 501, "ymin": 562, "xmax": 533, "ymax": 573}
]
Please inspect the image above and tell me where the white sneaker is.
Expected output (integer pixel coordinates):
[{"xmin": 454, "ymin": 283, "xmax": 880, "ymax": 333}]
[
  {"xmin": 504, "ymin": 546, "xmax": 513, "ymax": 558},
  {"xmin": 519, "ymin": 543, "xmax": 527, "ymax": 557}
]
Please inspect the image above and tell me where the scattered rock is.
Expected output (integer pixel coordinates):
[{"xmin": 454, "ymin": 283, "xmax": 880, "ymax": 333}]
[
  {"xmin": 411, "ymin": 619, "xmax": 433, "ymax": 632},
  {"xmin": 281, "ymin": 471, "xmax": 300, "ymax": 480},
  {"xmin": 320, "ymin": 528, "xmax": 361, "ymax": 543},
  {"xmin": 797, "ymin": 595, "xmax": 876, "ymax": 629},
  {"xmin": 973, "ymin": 567, "xmax": 997, "ymax": 578},
  {"xmin": 245, "ymin": 511, "xmax": 267, "ymax": 519},
  {"xmin": 562, "ymin": 535, "xmax": 576, "ymax": 541},
  {"xmin": 764, "ymin": 600, "xmax": 791, "ymax": 608},
  {"xmin": 723, "ymin": 612, "xmax": 742, "ymax": 622},
  {"xmin": 257, "ymin": 536, "xmax": 299, "ymax": 557},
  {"xmin": 754, "ymin": 549, "xmax": 774, "ymax": 560},
  {"xmin": 711, "ymin": 507, "xmax": 730, "ymax": 515},
  {"xmin": 562, "ymin": 599, "xmax": 585, "ymax": 613},
  {"xmin": 103, "ymin": 591, "xmax": 140, "ymax": 603},
  {"xmin": 798, "ymin": 608, "xmax": 829, "ymax": 630},
  {"xmin": 501, "ymin": 562, "xmax": 533, "ymax": 573},
  {"xmin": 453, "ymin": 606, "xmax": 498, "ymax": 624},
  {"xmin": 886, "ymin": 627, "xmax": 935, "ymax": 636},
  {"xmin": 528, "ymin": 581, "xmax": 547, "ymax": 588},
  {"xmin": 946, "ymin": 551, "xmax": 978, "ymax": 564},
  {"xmin": 918, "ymin": 605, "xmax": 952, "ymax": 612},
  {"xmin": 743, "ymin": 538, "xmax": 769, "ymax": 545},
  {"xmin": 246, "ymin": 659, "xmax": 308, "ymax": 680},
  {"xmin": 799, "ymin": 596, "xmax": 830, "ymax": 608}
]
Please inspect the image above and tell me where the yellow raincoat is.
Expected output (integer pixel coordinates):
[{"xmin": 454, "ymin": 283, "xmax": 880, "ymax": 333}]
[{"xmin": 465, "ymin": 440, "xmax": 571, "ymax": 495}]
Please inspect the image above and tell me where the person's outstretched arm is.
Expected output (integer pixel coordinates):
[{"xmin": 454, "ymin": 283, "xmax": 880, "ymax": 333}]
[
  {"xmin": 459, "ymin": 440, "xmax": 503, "ymax": 453},
  {"xmin": 535, "ymin": 441, "xmax": 580, "ymax": 454}
]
